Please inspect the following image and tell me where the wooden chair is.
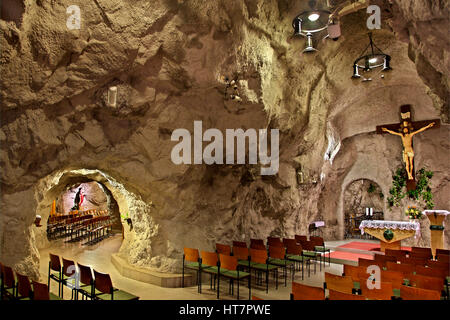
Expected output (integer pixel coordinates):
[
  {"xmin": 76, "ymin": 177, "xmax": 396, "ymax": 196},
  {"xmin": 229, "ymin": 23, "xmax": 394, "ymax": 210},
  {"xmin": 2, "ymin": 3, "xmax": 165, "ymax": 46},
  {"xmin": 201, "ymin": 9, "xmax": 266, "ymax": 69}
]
[
  {"xmin": 92, "ymin": 269, "xmax": 139, "ymax": 300},
  {"xmin": 294, "ymin": 235, "xmax": 307, "ymax": 245},
  {"xmin": 249, "ymin": 249, "xmax": 279, "ymax": 293},
  {"xmin": 400, "ymin": 285, "xmax": 441, "ymax": 300},
  {"xmin": 291, "ymin": 281, "xmax": 324, "ymax": 300},
  {"xmin": 267, "ymin": 237, "xmax": 283, "ymax": 247},
  {"xmin": 15, "ymin": 272, "xmax": 32, "ymax": 300},
  {"xmin": 285, "ymin": 242, "xmax": 310, "ymax": 280},
  {"xmin": 232, "ymin": 241, "xmax": 247, "ymax": 248},
  {"xmin": 62, "ymin": 257, "xmax": 77, "ymax": 299},
  {"xmin": 310, "ymin": 236, "xmax": 331, "ymax": 268},
  {"xmin": 408, "ymin": 274, "xmax": 445, "ymax": 295},
  {"xmin": 76, "ymin": 263, "xmax": 94, "ymax": 300},
  {"xmin": 426, "ymin": 260, "xmax": 449, "ymax": 271},
  {"xmin": 218, "ymin": 254, "xmax": 251, "ymax": 300},
  {"xmin": 200, "ymin": 251, "xmax": 219, "ymax": 294},
  {"xmin": 233, "ymin": 246, "xmax": 250, "ymax": 262},
  {"xmin": 386, "ymin": 261, "xmax": 414, "ymax": 274},
  {"xmin": 361, "ymin": 281, "xmax": 393, "ymax": 300},
  {"xmin": 396, "ymin": 256, "xmax": 427, "ymax": 267},
  {"xmin": 216, "ymin": 243, "xmax": 231, "ymax": 255},
  {"xmin": 343, "ymin": 264, "xmax": 364, "ymax": 281},
  {"xmin": 48, "ymin": 253, "xmax": 63, "ymax": 297},
  {"xmin": 381, "ymin": 270, "xmax": 405, "ymax": 297},
  {"xmin": 374, "ymin": 254, "xmax": 397, "ymax": 267},
  {"xmin": 328, "ymin": 289, "xmax": 366, "ymax": 300},
  {"xmin": 282, "ymin": 238, "xmax": 296, "ymax": 248},
  {"xmin": 301, "ymin": 241, "xmax": 321, "ymax": 272},
  {"xmin": 411, "ymin": 246, "xmax": 432, "ymax": 257},
  {"xmin": 268, "ymin": 246, "xmax": 294, "ymax": 286},
  {"xmin": 1, "ymin": 265, "xmax": 17, "ymax": 299},
  {"xmin": 182, "ymin": 248, "xmax": 201, "ymax": 292},
  {"xmin": 250, "ymin": 239, "xmax": 265, "ymax": 250},
  {"xmin": 32, "ymin": 281, "xmax": 61, "ymax": 300},
  {"xmin": 324, "ymin": 272, "xmax": 355, "ymax": 294}
]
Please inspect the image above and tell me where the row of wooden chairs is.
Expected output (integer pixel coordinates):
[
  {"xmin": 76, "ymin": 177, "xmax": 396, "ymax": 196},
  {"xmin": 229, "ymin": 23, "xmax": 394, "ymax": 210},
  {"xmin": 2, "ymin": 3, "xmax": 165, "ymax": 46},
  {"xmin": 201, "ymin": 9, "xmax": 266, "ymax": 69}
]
[
  {"xmin": 344, "ymin": 263, "xmax": 448, "ymax": 299},
  {"xmin": 291, "ymin": 280, "xmax": 441, "ymax": 300},
  {"xmin": 1, "ymin": 261, "xmax": 61, "ymax": 300},
  {"xmin": 182, "ymin": 249, "xmax": 252, "ymax": 299},
  {"xmin": 48, "ymin": 253, "xmax": 138, "ymax": 300}
]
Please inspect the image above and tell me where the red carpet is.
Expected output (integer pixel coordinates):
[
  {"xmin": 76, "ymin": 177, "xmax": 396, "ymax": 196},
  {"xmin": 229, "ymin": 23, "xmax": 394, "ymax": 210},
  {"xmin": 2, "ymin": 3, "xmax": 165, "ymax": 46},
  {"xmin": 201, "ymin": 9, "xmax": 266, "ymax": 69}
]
[
  {"xmin": 337, "ymin": 241, "xmax": 412, "ymax": 252},
  {"xmin": 326, "ymin": 251, "xmax": 374, "ymax": 262}
]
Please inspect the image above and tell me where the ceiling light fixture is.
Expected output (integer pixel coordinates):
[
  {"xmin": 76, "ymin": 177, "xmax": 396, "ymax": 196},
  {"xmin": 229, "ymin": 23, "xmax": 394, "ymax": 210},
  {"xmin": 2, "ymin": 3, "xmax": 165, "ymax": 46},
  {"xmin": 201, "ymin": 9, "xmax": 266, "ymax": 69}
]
[
  {"xmin": 292, "ymin": 9, "xmax": 331, "ymax": 53},
  {"xmin": 352, "ymin": 32, "xmax": 392, "ymax": 79}
]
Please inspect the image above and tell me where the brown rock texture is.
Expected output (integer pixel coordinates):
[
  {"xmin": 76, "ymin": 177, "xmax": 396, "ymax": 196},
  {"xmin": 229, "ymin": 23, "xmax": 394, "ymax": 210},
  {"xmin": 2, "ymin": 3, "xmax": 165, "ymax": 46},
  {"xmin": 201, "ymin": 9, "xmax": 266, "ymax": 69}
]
[{"xmin": 0, "ymin": 0, "xmax": 448, "ymax": 278}]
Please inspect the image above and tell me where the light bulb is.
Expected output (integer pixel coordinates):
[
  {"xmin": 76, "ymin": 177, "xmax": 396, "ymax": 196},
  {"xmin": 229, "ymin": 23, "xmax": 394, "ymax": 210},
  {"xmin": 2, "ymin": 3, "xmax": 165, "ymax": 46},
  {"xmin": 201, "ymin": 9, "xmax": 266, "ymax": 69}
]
[
  {"xmin": 308, "ymin": 13, "xmax": 320, "ymax": 21},
  {"xmin": 369, "ymin": 57, "xmax": 377, "ymax": 64}
]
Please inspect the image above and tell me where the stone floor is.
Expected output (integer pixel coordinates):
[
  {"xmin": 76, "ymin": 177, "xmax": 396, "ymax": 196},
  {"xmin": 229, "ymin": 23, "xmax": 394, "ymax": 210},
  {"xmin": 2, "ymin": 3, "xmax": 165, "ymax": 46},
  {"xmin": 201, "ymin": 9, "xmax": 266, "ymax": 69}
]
[{"xmin": 37, "ymin": 234, "xmax": 354, "ymax": 300}]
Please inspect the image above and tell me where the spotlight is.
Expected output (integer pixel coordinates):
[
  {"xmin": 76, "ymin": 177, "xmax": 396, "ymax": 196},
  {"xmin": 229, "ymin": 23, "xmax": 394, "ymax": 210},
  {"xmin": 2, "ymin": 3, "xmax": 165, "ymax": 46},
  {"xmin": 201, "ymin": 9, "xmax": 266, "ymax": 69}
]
[
  {"xmin": 382, "ymin": 55, "xmax": 392, "ymax": 71},
  {"xmin": 352, "ymin": 64, "xmax": 361, "ymax": 79}
]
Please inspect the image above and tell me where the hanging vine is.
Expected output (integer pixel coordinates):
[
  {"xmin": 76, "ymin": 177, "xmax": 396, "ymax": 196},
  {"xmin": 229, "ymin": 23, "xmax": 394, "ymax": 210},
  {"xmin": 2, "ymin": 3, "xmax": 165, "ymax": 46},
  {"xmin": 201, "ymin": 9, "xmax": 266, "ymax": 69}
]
[{"xmin": 387, "ymin": 167, "xmax": 434, "ymax": 210}]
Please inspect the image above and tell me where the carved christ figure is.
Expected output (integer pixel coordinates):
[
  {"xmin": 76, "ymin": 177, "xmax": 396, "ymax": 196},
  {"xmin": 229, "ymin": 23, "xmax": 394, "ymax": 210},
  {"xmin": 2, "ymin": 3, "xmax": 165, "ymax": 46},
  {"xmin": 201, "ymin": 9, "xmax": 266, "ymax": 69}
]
[{"xmin": 382, "ymin": 121, "xmax": 435, "ymax": 180}]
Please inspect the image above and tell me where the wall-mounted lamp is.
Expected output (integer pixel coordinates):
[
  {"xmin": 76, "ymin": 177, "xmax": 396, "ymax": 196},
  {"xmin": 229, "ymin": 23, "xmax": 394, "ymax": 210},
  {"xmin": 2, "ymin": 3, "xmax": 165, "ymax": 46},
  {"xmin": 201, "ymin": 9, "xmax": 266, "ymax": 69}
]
[{"xmin": 107, "ymin": 86, "xmax": 118, "ymax": 107}]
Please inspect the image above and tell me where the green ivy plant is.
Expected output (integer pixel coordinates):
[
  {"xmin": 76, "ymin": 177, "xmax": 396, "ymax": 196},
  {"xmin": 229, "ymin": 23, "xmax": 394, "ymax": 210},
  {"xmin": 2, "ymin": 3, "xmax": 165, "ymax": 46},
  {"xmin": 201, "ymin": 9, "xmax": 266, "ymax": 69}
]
[{"xmin": 387, "ymin": 167, "xmax": 434, "ymax": 210}]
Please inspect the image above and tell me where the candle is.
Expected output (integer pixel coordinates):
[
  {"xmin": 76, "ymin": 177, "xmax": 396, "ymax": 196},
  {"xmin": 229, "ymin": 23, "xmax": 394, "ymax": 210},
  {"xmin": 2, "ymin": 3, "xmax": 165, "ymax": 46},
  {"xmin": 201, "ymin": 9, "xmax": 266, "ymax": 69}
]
[{"xmin": 370, "ymin": 208, "xmax": 373, "ymax": 216}]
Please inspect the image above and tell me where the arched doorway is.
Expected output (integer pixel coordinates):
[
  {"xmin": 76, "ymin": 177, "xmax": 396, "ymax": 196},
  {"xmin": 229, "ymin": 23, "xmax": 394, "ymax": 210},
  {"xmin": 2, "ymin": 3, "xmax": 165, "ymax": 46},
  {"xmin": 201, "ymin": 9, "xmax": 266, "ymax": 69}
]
[{"xmin": 343, "ymin": 179, "xmax": 385, "ymax": 239}]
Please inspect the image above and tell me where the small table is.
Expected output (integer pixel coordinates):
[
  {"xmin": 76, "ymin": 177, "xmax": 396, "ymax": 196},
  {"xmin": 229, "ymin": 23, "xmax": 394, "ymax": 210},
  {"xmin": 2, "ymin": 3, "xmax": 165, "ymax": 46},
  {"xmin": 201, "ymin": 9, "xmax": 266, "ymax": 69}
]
[
  {"xmin": 359, "ymin": 220, "xmax": 420, "ymax": 252},
  {"xmin": 423, "ymin": 210, "xmax": 450, "ymax": 258}
]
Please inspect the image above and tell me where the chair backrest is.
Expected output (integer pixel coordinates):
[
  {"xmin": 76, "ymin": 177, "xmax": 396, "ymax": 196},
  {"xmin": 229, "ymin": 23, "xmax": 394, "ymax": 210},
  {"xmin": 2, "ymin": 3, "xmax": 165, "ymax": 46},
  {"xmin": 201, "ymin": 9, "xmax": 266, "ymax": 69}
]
[
  {"xmin": 250, "ymin": 249, "xmax": 267, "ymax": 264},
  {"xmin": 436, "ymin": 253, "xmax": 450, "ymax": 263},
  {"xmin": 409, "ymin": 251, "xmax": 432, "ymax": 260},
  {"xmin": 282, "ymin": 238, "xmax": 296, "ymax": 247},
  {"xmin": 360, "ymin": 281, "xmax": 393, "ymax": 300},
  {"xmin": 201, "ymin": 251, "xmax": 218, "ymax": 267},
  {"xmin": 77, "ymin": 263, "xmax": 93, "ymax": 286},
  {"xmin": 285, "ymin": 242, "xmax": 302, "ymax": 256},
  {"xmin": 16, "ymin": 272, "xmax": 32, "ymax": 298},
  {"xmin": 343, "ymin": 264, "xmax": 364, "ymax": 281},
  {"xmin": 250, "ymin": 239, "xmax": 264, "ymax": 247},
  {"xmin": 426, "ymin": 260, "xmax": 449, "ymax": 272},
  {"xmin": 415, "ymin": 265, "xmax": 448, "ymax": 280},
  {"xmin": 400, "ymin": 285, "xmax": 441, "ymax": 300},
  {"xmin": 385, "ymin": 249, "xmax": 407, "ymax": 259},
  {"xmin": 302, "ymin": 241, "xmax": 316, "ymax": 251},
  {"xmin": 411, "ymin": 246, "xmax": 432, "ymax": 255},
  {"xmin": 309, "ymin": 236, "xmax": 324, "ymax": 246},
  {"xmin": 32, "ymin": 281, "xmax": 50, "ymax": 300},
  {"xmin": 380, "ymin": 270, "xmax": 405, "ymax": 290},
  {"xmin": 49, "ymin": 253, "xmax": 61, "ymax": 272},
  {"xmin": 232, "ymin": 246, "xmax": 249, "ymax": 261},
  {"xmin": 62, "ymin": 258, "xmax": 77, "ymax": 278},
  {"xmin": 374, "ymin": 254, "xmax": 396, "ymax": 264},
  {"xmin": 267, "ymin": 237, "xmax": 283, "ymax": 247},
  {"xmin": 396, "ymin": 256, "xmax": 427, "ymax": 267},
  {"xmin": 408, "ymin": 274, "xmax": 444, "ymax": 292},
  {"xmin": 232, "ymin": 241, "xmax": 247, "ymax": 248},
  {"xmin": 2, "ymin": 265, "xmax": 16, "ymax": 287},
  {"xmin": 291, "ymin": 282, "xmax": 324, "ymax": 300},
  {"xmin": 328, "ymin": 289, "xmax": 365, "ymax": 300},
  {"xmin": 436, "ymin": 249, "xmax": 450, "ymax": 256},
  {"xmin": 386, "ymin": 261, "xmax": 414, "ymax": 274},
  {"xmin": 93, "ymin": 269, "xmax": 113, "ymax": 294},
  {"xmin": 216, "ymin": 243, "xmax": 231, "ymax": 255},
  {"xmin": 294, "ymin": 235, "xmax": 307, "ymax": 244},
  {"xmin": 324, "ymin": 272, "xmax": 354, "ymax": 294},
  {"xmin": 219, "ymin": 254, "xmax": 237, "ymax": 271},
  {"xmin": 183, "ymin": 248, "xmax": 199, "ymax": 263},
  {"xmin": 358, "ymin": 258, "xmax": 376, "ymax": 268},
  {"xmin": 269, "ymin": 246, "xmax": 285, "ymax": 260}
]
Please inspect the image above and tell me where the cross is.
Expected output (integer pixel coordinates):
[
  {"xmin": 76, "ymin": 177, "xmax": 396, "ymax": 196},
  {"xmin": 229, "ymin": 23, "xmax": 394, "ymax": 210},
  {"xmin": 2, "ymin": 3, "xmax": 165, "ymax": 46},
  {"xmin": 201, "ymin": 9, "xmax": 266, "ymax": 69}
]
[{"xmin": 376, "ymin": 104, "xmax": 440, "ymax": 191}]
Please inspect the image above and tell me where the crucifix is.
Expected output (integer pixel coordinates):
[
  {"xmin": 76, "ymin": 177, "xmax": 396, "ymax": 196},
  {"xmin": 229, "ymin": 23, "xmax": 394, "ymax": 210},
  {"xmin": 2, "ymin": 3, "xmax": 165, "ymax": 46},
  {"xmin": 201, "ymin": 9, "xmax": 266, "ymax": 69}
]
[{"xmin": 376, "ymin": 104, "xmax": 440, "ymax": 190}]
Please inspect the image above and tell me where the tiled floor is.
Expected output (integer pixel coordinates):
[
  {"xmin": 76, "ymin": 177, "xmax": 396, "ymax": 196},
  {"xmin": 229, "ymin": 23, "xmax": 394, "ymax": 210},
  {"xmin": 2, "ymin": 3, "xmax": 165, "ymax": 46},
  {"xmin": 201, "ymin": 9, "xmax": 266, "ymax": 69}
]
[{"xmin": 38, "ymin": 235, "xmax": 347, "ymax": 300}]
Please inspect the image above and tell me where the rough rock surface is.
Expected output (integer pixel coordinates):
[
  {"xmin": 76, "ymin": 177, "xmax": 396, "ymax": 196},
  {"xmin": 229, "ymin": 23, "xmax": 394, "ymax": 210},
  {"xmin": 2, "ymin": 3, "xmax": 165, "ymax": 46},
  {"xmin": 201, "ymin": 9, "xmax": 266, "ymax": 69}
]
[{"xmin": 0, "ymin": 0, "xmax": 448, "ymax": 277}]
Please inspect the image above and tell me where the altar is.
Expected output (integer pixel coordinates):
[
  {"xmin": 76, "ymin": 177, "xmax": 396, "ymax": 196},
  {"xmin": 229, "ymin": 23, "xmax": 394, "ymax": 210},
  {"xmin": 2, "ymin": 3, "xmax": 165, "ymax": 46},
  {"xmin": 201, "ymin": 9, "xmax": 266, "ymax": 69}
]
[{"xmin": 359, "ymin": 220, "xmax": 420, "ymax": 252}]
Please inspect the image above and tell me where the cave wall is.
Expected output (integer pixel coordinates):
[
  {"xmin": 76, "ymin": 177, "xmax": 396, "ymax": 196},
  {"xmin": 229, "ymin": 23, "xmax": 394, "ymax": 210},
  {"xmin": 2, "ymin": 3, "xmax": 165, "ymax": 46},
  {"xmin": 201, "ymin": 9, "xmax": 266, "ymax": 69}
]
[{"xmin": 0, "ymin": 0, "xmax": 448, "ymax": 277}]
